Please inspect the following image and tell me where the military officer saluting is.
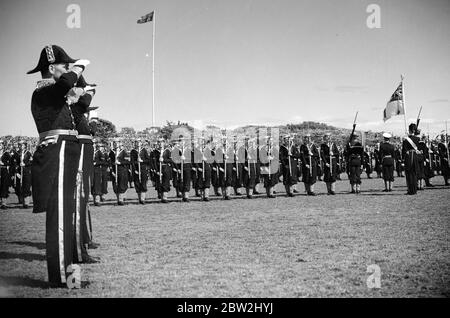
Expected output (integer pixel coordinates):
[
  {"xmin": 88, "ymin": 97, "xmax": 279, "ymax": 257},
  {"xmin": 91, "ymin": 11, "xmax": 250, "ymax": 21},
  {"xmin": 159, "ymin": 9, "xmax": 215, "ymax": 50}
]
[
  {"xmin": 27, "ymin": 45, "xmax": 90, "ymax": 287},
  {"xmin": 379, "ymin": 133, "xmax": 395, "ymax": 192}
]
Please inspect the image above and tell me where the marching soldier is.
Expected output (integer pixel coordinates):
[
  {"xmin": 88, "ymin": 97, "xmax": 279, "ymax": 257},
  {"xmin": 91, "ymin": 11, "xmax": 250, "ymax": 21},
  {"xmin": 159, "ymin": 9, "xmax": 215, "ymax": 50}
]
[
  {"xmin": 110, "ymin": 139, "xmax": 130, "ymax": 205},
  {"xmin": 171, "ymin": 138, "xmax": 187, "ymax": 202},
  {"xmin": 243, "ymin": 138, "xmax": 258, "ymax": 199},
  {"xmin": 260, "ymin": 136, "xmax": 279, "ymax": 198},
  {"xmin": 345, "ymin": 134, "xmax": 364, "ymax": 194},
  {"xmin": 27, "ymin": 44, "xmax": 89, "ymax": 287},
  {"xmin": 92, "ymin": 140, "xmax": 109, "ymax": 205},
  {"xmin": 19, "ymin": 140, "xmax": 33, "ymax": 208},
  {"xmin": 280, "ymin": 135, "xmax": 299, "ymax": 197},
  {"xmin": 402, "ymin": 124, "xmax": 421, "ymax": 195},
  {"xmin": 154, "ymin": 138, "xmax": 172, "ymax": 203},
  {"xmin": 379, "ymin": 133, "xmax": 395, "ymax": 192},
  {"xmin": 320, "ymin": 133, "xmax": 339, "ymax": 195},
  {"xmin": 438, "ymin": 134, "xmax": 450, "ymax": 186},
  {"xmin": 0, "ymin": 140, "xmax": 11, "ymax": 210},
  {"xmin": 300, "ymin": 134, "xmax": 319, "ymax": 196},
  {"xmin": 130, "ymin": 139, "xmax": 151, "ymax": 204}
]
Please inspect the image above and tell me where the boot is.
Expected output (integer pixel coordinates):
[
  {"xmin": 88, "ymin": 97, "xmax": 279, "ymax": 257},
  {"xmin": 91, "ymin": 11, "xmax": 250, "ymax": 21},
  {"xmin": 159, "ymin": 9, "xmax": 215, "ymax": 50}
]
[
  {"xmin": 203, "ymin": 188, "xmax": 210, "ymax": 202},
  {"xmin": 224, "ymin": 187, "xmax": 231, "ymax": 200},
  {"xmin": 351, "ymin": 184, "xmax": 356, "ymax": 194},
  {"xmin": 326, "ymin": 182, "xmax": 331, "ymax": 195},
  {"xmin": 330, "ymin": 182, "xmax": 336, "ymax": 195},
  {"xmin": 100, "ymin": 195, "xmax": 105, "ymax": 202},
  {"xmin": 195, "ymin": 189, "xmax": 201, "ymax": 197},
  {"xmin": 285, "ymin": 185, "xmax": 293, "ymax": 197},
  {"xmin": 292, "ymin": 185, "xmax": 299, "ymax": 193},
  {"xmin": 388, "ymin": 181, "xmax": 393, "ymax": 192},
  {"xmin": 23, "ymin": 196, "xmax": 31, "ymax": 208},
  {"xmin": 268, "ymin": 187, "xmax": 276, "ymax": 198},
  {"xmin": 161, "ymin": 192, "xmax": 169, "ymax": 203},
  {"xmin": 234, "ymin": 187, "xmax": 242, "ymax": 196},
  {"xmin": 253, "ymin": 185, "xmax": 260, "ymax": 195},
  {"xmin": 117, "ymin": 193, "xmax": 125, "ymax": 205},
  {"xmin": 383, "ymin": 181, "xmax": 389, "ymax": 192},
  {"xmin": 18, "ymin": 195, "xmax": 23, "ymax": 205},
  {"xmin": 94, "ymin": 195, "xmax": 101, "ymax": 206},
  {"xmin": 247, "ymin": 188, "xmax": 253, "ymax": 199},
  {"xmin": 140, "ymin": 192, "xmax": 146, "ymax": 204},
  {"xmin": 214, "ymin": 187, "xmax": 221, "ymax": 196},
  {"xmin": 182, "ymin": 191, "xmax": 190, "ymax": 202},
  {"xmin": 308, "ymin": 184, "xmax": 316, "ymax": 196},
  {"xmin": 176, "ymin": 188, "xmax": 182, "ymax": 198},
  {"xmin": 356, "ymin": 184, "xmax": 361, "ymax": 194}
]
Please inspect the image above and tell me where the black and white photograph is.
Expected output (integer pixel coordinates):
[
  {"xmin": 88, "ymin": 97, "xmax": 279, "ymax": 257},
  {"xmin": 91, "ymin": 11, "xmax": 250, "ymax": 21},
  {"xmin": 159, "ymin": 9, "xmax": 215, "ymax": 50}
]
[{"xmin": 0, "ymin": 0, "xmax": 449, "ymax": 302}]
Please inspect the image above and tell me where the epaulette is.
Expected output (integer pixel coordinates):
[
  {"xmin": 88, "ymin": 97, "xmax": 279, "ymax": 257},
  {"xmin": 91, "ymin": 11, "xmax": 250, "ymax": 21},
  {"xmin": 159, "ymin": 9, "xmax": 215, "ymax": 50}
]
[{"xmin": 35, "ymin": 79, "xmax": 56, "ymax": 91}]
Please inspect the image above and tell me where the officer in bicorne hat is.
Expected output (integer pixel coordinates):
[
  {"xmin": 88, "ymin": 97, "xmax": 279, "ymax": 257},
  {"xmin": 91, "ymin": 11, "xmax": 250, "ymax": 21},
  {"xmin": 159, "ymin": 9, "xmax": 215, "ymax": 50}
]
[{"xmin": 27, "ymin": 44, "xmax": 90, "ymax": 287}]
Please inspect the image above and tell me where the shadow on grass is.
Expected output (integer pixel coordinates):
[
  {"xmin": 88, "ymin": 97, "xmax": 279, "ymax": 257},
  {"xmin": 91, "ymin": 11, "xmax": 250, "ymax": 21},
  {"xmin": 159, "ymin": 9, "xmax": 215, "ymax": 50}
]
[
  {"xmin": 7, "ymin": 241, "xmax": 46, "ymax": 250},
  {"xmin": 0, "ymin": 251, "xmax": 45, "ymax": 262},
  {"xmin": 0, "ymin": 276, "xmax": 91, "ymax": 289}
]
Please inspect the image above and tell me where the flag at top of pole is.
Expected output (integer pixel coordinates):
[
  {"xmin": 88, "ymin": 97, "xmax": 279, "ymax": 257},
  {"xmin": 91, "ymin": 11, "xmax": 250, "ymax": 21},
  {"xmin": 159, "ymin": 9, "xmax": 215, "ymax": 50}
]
[
  {"xmin": 137, "ymin": 10, "xmax": 156, "ymax": 127},
  {"xmin": 137, "ymin": 11, "xmax": 154, "ymax": 24}
]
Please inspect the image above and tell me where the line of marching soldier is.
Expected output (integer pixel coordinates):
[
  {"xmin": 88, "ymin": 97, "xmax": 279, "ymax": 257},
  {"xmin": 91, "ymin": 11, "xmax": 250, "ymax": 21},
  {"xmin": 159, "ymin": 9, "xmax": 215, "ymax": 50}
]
[{"xmin": 3, "ymin": 128, "xmax": 448, "ymax": 209}]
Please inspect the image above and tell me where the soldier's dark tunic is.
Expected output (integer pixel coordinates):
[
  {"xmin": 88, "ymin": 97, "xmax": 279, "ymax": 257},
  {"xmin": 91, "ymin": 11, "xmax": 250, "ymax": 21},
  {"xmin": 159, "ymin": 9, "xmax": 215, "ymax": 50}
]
[
  {"xmin": 363, "ymin": 151, "xmax": 373, "ymax": 176},
  {"xmin": 92, "ymin": 149, "xmax": 109, "ymax": 196},
  {"xmin": 280, "ymin": 144, "xmax": 300, "ymax": 186},
  {"xmin": 345, "ymin": 142, "xmax": 364, "ymax": 185},
  {"xmin": 71, "ymin": 94, "xmax": 96, "ymax": 263},
  {"xmin": 402, "ymin": 135, "xmax": 420, "ymax": 194},
  {"xmin": 374, "ymin": 149, "xmax": 383, "ymax": 177},
  {"xmin": 110, "ymin": 149, "xmax": 129, "ymax": 194},
  {"xmin": 20, "ymin": 150, "xmax": 33, "ymax": 200},
  {"xmin": 394, "ymin": 148, "xmax": 404, "ymax": 177},
  {"xmin": 30, "ymin": 72, "xmax": 81, "ymax": 285},
  {"xmin": 438, "ymin": 142, "xmax": 450, "ymax": 182},
  {"xmin": 154, "ymin": 147, "xmax": 172, "ymax": 194},
  {"xmin": 10, "ymin": 150, "xmax": 21, "ymax": 198},
  {"xmin": 172, "ymin": 145, "xmax": 192, "ymax": 194},
  {"xmin": 130, "ymin": 147, "xmax": 150, "ymax": 194},
  {"xmin": 300, "ymin": 144, "xmax": 319, "ymax": 184},
  {"xmin": 243, "ymin": 146, "xmax": 258, "ymax": 189},
  {"xmin": 197, "ymin": 146, "xmax": 212, "ymax": 190},
  {"xmin": 260, "ymin": 145, "xmax": 279, "ymax": 189},
  {"xmin": 417, "ymin": 141, "xmax": 427, "ymax": 180},
  {"xmin": 320, "ymin": 142, "xmax": 339, "ymax": 183},
  {"xmin": 231, "ymin": 144, "xmax": 244, "ymax": 190},
  {"xmin": 379, "ymin": 141, "xmax": 395, "ymax": 182},
  {"xmin": 0, "ymin": 151, "xmax": 11, "ymax": 200},
  {"xmin": 217, "ymin": 145, "xmax": 233, "ymax": 188}
]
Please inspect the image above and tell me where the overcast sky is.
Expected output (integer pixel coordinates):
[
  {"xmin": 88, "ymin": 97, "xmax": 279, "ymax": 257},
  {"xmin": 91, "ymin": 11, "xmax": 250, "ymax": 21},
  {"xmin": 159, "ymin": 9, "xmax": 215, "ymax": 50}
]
[{"xmin": 0, "ymin": 0, "xmax": 449, "ymax": 137}]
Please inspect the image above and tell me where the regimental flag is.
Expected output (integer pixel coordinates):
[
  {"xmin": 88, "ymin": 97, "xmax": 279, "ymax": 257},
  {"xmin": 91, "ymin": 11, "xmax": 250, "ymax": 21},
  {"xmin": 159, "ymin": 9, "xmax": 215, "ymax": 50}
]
[
  {"xmin": 137, "ymin": 11, "xmax": 154, "ymax": 24},
  {"xmin": 383, "ymin": 82, "xmax": 404, "ymax": 122}
]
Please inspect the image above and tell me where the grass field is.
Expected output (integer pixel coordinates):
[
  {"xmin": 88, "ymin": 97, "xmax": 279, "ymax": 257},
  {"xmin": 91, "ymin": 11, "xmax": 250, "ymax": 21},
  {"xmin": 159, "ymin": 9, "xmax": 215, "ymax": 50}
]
[{"xmin": 0, "ymin": 175, "xmax": 449, "ymax": 298}]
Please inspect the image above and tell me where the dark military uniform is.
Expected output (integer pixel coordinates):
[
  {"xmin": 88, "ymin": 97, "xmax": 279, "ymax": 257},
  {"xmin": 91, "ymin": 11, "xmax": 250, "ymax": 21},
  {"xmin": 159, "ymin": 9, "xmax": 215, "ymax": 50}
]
[
  {"xmin": 130, "ymin": 145, "xmax": 151, "ymax": 203},
  {"xmin": 198, "ymin": 144, "xmax": 213, "ymax": 201},
  {"xmin": 30, "ymin": 66, "xmax": 82, "ymax": 285},
  {"xmin": 260, "ymin": 142, "xmax": 279, "ymax": 198},
  {"xmin": 231, "ymin": 142, "xmax": 244, "ymax": 195},
  {"xmin": 109, "ymin": 147, "xmax": 130, "ymax": 203},
  {"xmin": 402, "ymin": 133, "xmax": 420, "ymax": 195},
  {"xmin": 394, "ymin": 147, "xmax": 404, "ymax": 177},
  {"xmin": 438, "ymin": 140, "xmax": 450, "ymax": 185},
  {"xmin": 280, "ymin": 141, "xmax": 300, "ymax": 196},
  {"xmin": 19, "ymin": 146, "xmax": 33, "ymax": 207},
  {"xmin": 218, "ymin": 142, "xmax": 233, "ymax": 199},
  {"xmin": 154, "ymin": 145, "xmax": 172, "ymax": 202},
  {"xmin": 300, "ymin": 143, "xmax": 319, "ymax": 195},
  {"xmin": 320, "ymin": 141, "xmax": 339, "ymax": 195},
  {"xmin": 0, "ymin": 148, "xmax": 11, "ymax": 209},
  {"xmin": 9, "ymin": 148, "xmax": 21, "ymax": 202},
  {"xmin": 243, "ymin": 143, "xmax": 259, "ymax": 198},
  {"xmin": 92, "ymin": 146, "xmax": 109, "ymax": 202},
  {"xmin": 363, "ymin": 149, "xmax": 373, "ymax": 179},
  {"xmin": 172, "ymin": 143, "xmax": 192, "ymax": 201},
  {"xmin": 345, "ymin": 141, "xmax": 364, "ymax": 193},
  {"xmin": 379, "ymin": 140, "xmax": 395, "ymax": 191}
]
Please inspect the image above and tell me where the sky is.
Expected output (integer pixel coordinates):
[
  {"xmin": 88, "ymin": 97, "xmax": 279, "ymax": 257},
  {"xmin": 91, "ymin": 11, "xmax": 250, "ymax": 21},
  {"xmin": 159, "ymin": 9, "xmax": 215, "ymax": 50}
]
[{"xmin": 0, "ymin": 0, "xmax": 449, "ymax": 137}]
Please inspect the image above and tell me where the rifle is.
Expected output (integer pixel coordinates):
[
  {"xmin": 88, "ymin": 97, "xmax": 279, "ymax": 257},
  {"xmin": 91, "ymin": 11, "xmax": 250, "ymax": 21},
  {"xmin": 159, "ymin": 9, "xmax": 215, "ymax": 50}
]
[
  {"xmin": 137, "ymin": 146, "xmax": 142, "ymax": 184},
  {"xmin": 288, "ymin": 135, "xmax": 293, "ymax": 178},
  {"xmin": 159, "ymin": 143, "xmax": 163, "ymax": 184},
  {"xmin": 416, "ymin": 106, "xmax": 423, "ymax": 132},
  {"xmin": 348, "ymin": 111, "xmax": 359, "ymax": 145}
]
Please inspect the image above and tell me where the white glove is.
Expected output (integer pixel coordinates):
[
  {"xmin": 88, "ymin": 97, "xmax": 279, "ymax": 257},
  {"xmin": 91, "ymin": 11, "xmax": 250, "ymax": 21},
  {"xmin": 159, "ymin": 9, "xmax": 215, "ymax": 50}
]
[
  {"xmin": 73, "ymin": 59, "xmax": 90, "ymax": 69},
  {"xmin": 84, "ymin": 85, "xmax": 97, "ymax": 93}
]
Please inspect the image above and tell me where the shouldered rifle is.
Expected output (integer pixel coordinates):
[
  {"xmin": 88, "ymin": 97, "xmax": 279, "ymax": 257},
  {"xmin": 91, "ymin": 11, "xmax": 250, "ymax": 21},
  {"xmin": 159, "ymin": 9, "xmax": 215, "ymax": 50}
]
[
  {"xmin": 416, "ymin": 106, "xmax": 423, "ymax": 132},
  {"xmin": 348, "ymin": 111, "xmax": 359, "ymax": 145}
]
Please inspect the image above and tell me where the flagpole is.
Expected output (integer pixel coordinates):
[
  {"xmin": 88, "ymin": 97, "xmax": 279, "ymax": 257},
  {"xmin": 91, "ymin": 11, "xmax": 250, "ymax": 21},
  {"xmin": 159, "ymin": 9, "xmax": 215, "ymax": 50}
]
[
  {"xmin": 401, "ymin": 74, "xmax": 408, "ymax": 135},
  {"xmin": 152, "ymin": 10, "xmax": 156, "ymax": 128}
]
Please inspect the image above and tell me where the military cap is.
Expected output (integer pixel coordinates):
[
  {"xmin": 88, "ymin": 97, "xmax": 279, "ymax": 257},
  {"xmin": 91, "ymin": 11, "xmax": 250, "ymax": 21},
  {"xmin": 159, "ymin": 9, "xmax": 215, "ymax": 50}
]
[
  {"xmin": 27, "ymin": 45, "xmax": 77, "ymax": 74},
  {"xmin": 383, "ymin": 132, "xmax": 392, "ymax": 139}
]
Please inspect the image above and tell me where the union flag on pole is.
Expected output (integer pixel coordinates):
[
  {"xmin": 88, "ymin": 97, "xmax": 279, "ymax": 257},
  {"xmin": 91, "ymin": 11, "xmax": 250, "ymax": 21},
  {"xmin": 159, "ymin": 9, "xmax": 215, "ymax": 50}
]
[
  {"xmin": 383, "ymin": 82, "xmax": 404, "ymax": 122},
  {"xmin": 137, "ymin": 11, "xmax": 154, "ymax": 24}
]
